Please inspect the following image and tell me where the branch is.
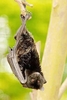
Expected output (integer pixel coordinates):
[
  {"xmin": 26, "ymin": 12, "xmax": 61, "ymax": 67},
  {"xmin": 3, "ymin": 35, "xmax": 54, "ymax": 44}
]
[
  {"xmin": 58, "ymin": 78, "xmax": 67, "ymax": 99},
  {"xmin": 30, "ymin": 90, "xmax": 37, "ymax": 100},
  {"xmin": 15, "ymin": 0, "xmax": 33, "ymax": 16},
  {"xmin": 37, "ymin": 0, "xmax": 67, "ymax": 100},
  {"xmin": 22, "ymin": 1, "xmax": 33, "ymax": 7}
]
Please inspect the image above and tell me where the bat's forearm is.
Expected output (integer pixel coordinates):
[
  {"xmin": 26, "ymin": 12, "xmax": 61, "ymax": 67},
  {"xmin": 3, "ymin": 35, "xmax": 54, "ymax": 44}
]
[{"xmin": 14, "ymin": 13, "xmax": 31, "ymax": 41}]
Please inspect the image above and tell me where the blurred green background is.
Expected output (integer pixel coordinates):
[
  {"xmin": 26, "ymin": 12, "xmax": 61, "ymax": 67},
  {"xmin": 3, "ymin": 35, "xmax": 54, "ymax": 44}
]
[{"xmin": 0, "ymin": 0, "xmax": 67, "ymax": 100}]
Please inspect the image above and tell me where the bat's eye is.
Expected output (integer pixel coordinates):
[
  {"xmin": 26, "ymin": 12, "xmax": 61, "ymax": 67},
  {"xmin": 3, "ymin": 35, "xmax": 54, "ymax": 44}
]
[
  {"xmin": 37, "ymin": 80, "xmax": 40, "ymax": 83},
  {"xmin": 31, "ymin": 78, "xmax": 35, "ymax": 83}
]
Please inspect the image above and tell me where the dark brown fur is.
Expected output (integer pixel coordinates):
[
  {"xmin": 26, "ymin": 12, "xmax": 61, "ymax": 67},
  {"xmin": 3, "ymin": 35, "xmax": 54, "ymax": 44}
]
[{"xmin": 16, "ymin": 29, "xmax": 42, "ymax": 77}]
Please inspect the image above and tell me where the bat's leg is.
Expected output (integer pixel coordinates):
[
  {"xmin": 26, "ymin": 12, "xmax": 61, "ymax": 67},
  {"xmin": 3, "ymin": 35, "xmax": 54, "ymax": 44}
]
[
  {"xmin": 14, "ymin": 12, "xmax": 31, "ymax": 41},
  {"xmin": 20, "ymin": 12, "xmax": 31, "ymax": 25}
]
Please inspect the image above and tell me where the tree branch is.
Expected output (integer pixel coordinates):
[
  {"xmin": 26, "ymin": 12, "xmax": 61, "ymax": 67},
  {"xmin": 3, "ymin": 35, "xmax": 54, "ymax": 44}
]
[
  {"xmin": 30, "ymin": 90, "xmax": 37, "ymax": 100},
  {"xmin": 15, "ymin": 0, "xmax": 33, "ymax": 16},
  {"xmin": 37, "ymin": 0, "xmax": 67, "ymax": 100},
  {"xmin": 58, "ymin": 78, "xmax": 67, "ymax": 99}
]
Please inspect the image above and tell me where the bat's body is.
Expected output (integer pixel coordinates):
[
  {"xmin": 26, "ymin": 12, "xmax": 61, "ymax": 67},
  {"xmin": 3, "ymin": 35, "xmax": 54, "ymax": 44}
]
[
  {"xmin": 7, "ymin": 13, "xmax": 46, "ymax": 89},
  {"xmin": 16, "ymin": 29, "xmax": 41, "ymax": 77}
]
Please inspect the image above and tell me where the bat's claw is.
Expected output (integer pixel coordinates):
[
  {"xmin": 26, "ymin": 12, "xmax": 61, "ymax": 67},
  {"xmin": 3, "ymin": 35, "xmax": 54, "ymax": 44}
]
[{"xmin": 20, "ymin": 12, "xmax": 32, "ymax": 22}]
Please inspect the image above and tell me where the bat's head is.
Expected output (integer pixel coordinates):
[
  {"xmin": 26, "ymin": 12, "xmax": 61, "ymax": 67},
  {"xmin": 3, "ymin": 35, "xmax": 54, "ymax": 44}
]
[{"xmin": 26, "ymin": 72, "xmax": 46, "ymax": 90}]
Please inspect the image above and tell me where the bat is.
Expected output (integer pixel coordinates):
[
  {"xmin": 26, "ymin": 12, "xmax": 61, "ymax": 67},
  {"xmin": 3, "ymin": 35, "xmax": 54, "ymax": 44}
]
[{"xmin": 7, "ymin": 13, "xmax": 46, "ymax": 90}]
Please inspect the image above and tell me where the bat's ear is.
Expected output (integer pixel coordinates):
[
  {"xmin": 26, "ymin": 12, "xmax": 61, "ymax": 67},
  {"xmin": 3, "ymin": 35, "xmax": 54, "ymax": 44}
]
[
  {"xmin": 43, "ymin": 77, "xmax": 47, "ymax": 84},
  {"xmin": 40, "ymin": 72, "xmax": 47, "ymax": 84},
  {"xmin": 40, "ymin": 77, "xmax": 46, "ymax": 91}
]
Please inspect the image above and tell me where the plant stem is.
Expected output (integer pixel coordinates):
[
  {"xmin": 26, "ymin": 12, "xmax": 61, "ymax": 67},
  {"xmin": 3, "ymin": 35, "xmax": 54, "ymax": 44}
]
[{"xmin": 37, "ymin": 0, "xmax": 67, "ymax": 100}]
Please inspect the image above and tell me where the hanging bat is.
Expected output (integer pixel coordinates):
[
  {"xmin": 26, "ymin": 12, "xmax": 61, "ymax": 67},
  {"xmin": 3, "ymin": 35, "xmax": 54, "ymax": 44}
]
[{"xmin": 7, "ymin": 13, "xmax": 46, "ymax": 90}]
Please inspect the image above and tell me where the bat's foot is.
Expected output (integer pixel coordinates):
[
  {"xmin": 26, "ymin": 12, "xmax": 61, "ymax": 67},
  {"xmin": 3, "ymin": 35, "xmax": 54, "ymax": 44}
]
[{"xmin": 20, "ymin": 12, "xmax": 32, "ymax": 22}]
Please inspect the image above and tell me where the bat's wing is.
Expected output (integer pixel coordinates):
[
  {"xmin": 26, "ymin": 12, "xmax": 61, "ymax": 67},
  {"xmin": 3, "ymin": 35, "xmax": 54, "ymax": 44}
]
[
  {"xmin": 7, "ymin": 48, "xmax": 27, "ymax": 84},
  {"xmin": 7, "ymin": 14, "xmax": 31, "ymax": 85}
]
